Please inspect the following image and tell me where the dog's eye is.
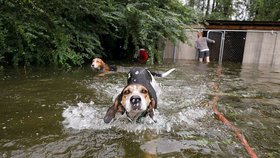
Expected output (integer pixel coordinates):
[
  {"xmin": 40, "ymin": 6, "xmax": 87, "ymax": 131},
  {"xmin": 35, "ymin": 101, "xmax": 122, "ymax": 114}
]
[
  {"xmin": 123, "ymin": 89, "xmax": 130, "ymax": 95},
  {"xmin": 141, "ymin": 89, "xmax": 148, "ymax": 94}
]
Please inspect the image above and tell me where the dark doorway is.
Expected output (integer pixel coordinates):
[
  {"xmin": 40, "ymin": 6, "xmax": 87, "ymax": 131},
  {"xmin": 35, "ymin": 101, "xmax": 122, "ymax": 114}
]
[
  {"xmin": 207, "ymin": 31, "xmax": 247, "ymax": 63},
  {"xmin": 206, "ymin": 31, "xmax": 222, "ymax": 62}
]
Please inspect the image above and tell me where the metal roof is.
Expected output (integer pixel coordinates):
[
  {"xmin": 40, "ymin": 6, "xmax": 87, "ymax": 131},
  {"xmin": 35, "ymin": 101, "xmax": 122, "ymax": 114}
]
[{"xmin": 204, "ymin": 20, "xmax": 280, "ymax": 30}]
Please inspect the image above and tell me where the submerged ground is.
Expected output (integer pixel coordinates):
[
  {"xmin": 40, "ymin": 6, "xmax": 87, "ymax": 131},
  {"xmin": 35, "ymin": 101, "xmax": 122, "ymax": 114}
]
[{"xmin": 0, "ymin": 61, "xmax": 279, "ymax": 157}]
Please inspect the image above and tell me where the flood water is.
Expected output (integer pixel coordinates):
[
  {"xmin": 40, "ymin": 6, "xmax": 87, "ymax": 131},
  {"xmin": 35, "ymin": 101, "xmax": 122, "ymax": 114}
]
[{"xmin": 0, "ymin": 61, "xmax": 279, "ymax": 158}]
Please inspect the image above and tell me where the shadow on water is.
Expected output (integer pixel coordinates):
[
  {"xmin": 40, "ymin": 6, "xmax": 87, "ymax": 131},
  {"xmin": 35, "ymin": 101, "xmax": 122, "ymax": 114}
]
[{"xmin": 0, "ymin": 62, "xmax": 279, "ymax": 157}]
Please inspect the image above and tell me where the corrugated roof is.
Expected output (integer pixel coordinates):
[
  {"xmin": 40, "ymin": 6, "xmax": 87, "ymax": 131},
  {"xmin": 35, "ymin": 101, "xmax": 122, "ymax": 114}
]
[{"xmin": 204, "ymin": 20, "xmax": 280, "ymax": 30}]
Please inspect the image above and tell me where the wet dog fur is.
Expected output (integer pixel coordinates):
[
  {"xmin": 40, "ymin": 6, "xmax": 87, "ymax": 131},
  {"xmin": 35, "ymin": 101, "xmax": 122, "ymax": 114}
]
[{"xmin": 103, "ymin": 67, "xmax": 175, "ymax": 123}]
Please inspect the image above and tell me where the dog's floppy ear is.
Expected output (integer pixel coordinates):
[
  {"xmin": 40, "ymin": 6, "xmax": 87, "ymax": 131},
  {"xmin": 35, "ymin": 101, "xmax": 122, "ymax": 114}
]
[
  {"xmin": 148, "ymin": 98, "xmax": 156, "ymax": 110},
  {"xmin": 103, "ymin": 94, "xmax": 125, "ymax": 123},
  {"xmin": 147, "ymin": 88, "xmax": 157, "ymax": 109},
  {"xmin": 147, "ymin": 98, "xmax": 157, "ymax": 122},
  {"xmin": 103, "ymin": 105, "xmax": 116, "ymax": 124}
]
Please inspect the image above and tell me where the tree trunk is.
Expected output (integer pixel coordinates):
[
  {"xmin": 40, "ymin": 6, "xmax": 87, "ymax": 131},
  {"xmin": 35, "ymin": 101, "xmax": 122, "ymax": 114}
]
[
  {"xmin": 212, "ymin": 0, "xmax": 216, "ymax": 12},
  {"xmin": 189, "ymin": 0, "xmax": 195, "ymax": 7},
  {"xmin": 201, "ymin": 0, "xmax": 205, "ymax": 13},
  {"xmin": 206, "ymin": 0, "xmax": 211, "ymax": 16}
]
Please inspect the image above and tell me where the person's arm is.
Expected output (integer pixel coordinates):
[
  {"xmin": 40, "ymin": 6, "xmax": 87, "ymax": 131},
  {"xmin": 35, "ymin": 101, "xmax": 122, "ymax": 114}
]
[
  {"xmin": 206, "ymin": 38, "xmax": 215, "ymax": 43},
  {"xmin": 195, "ymin": 41, "xmax": 199, "ymax": 49}
]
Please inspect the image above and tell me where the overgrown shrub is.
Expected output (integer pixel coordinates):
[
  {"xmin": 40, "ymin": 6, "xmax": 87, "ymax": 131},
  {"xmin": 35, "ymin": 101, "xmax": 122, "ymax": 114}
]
[{"xmin": 0, "ymin": 0, "xmax": 197, "ymax": 67}]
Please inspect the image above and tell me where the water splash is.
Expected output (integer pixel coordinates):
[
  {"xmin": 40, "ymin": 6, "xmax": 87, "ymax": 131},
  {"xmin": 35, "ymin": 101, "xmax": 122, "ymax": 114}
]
[
  {"xmin": 63, "ymin": 71, "xmax": 210, "ymax": 134},
  {"xmin": 62, "ymin": 101, "xmax": 108, "ymax": 130},
  {"xmin": 62, "ymin": 100, "xmax": 208, "ymax": 134}
]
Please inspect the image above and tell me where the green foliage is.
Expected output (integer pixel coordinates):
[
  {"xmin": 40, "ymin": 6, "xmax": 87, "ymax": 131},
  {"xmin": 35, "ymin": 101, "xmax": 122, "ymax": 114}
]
[
  {"xmin": 117, "ymin": 0, "xmax": 198, "ymax": 64},
  {"xmin": 248, "ymin": 0, "xmax": 280, "ymax": 21},
  {"xmin": 0, "ymin": 0, "xmax": 103, "ymax": 67},
  {"xmin": 0, "ymin": 0, "xmax": 197, "ymax": 67},
  {"xmin": 1, "ymin": 0, "xmax": 278, "ymax": 67},
  {"xmin": 187, "ymin": 0, "xmax": 280, "ymax": 21}
]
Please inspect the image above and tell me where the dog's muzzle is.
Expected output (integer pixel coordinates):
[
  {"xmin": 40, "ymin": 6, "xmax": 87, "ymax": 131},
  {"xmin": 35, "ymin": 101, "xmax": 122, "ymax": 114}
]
[
  {"xmin": 91, "ymin": 64, "xmax": 100, "ymax": 71},
  {"xmin": 130, "ymin": 95, "xmax": 141, "ymax": 110},
  {"xmin": 91, "ymin": 64, "xmax": 96, "ymax": 69},
  {"xmin": 126, "ymin": 95, "xmax": 146, "ymax": 122}
]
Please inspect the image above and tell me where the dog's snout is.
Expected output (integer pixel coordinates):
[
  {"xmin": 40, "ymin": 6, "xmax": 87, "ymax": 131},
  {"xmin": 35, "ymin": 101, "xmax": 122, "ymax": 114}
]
[{"xmin": 130, "ymin": 95, "xmax": 141, "ymax": 109}]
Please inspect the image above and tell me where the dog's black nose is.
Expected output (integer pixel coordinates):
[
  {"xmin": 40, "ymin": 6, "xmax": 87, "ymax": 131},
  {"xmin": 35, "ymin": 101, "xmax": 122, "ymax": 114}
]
[
  {"xmin": 130, "ymin": 95, "xmax": 141, "ymax": 104},
  {"xmin": 130, "ymin": 95, "xmax": 141, "ymax": 109}
]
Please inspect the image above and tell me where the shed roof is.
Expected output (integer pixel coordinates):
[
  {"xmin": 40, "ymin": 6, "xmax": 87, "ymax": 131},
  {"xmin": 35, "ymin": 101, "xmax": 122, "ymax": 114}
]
[{"xmin": 204, "ymin": 20, "xmax": 280, "ymax": 31}]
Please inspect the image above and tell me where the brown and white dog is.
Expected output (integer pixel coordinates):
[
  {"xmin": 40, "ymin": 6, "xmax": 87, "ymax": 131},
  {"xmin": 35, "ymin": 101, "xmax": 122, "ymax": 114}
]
[
  {"xmin": 103, "ymin": 67, "xmax": 175, "ymax": 123},
  {"xmin": 91, "ymin": 58, "xmax": 117, "ymax": 75}
]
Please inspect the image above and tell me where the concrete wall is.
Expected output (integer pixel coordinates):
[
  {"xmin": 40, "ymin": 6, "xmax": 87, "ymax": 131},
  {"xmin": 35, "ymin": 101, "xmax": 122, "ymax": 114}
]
[
  {"xmin": 243, "ymin": 32, "xmax": 280, "ymax": 66},
  {"xmin": 164, "ymin": 30, "xmax": 280, "ymax": 66},
  {"xmin": 163, "ymin": 31, "xmax": 197, "ymax": 60},
  {"xmin": 271, "ymin": 33, "xmax": 280, "ymax": 66}
]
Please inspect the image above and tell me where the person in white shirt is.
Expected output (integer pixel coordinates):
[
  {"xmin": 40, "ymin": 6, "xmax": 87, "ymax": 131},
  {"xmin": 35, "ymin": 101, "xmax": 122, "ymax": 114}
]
[{"xmin": 195, "ymin": 32, "xmax": 215, "ymax": 63}]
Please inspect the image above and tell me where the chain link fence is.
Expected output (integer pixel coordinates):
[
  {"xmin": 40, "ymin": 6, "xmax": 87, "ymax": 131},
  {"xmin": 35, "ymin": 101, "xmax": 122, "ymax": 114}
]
[{"xmin": 206, "ymin": 30, "xmax": 280, "ymax": 66}]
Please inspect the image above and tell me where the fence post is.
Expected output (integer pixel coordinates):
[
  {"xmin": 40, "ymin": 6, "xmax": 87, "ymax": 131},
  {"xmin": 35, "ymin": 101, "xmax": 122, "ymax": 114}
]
[
  {"xmin": 207, "ymin": 30, "xmax": 225, "ymax": 65},
  {"xmin": 271, "ymin": 32, "xmax": 278, "ymax": 67},
  {"xmin": 173, "ymin": 40, "xmax": 177, "ymax": 63},
  {"xmin": 219, "ymin": 31, "xmax": 225, "ymax": 65}
]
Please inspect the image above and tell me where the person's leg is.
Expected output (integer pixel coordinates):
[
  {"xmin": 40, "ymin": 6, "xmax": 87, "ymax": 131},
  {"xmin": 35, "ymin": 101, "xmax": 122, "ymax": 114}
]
[
  {"xmin": 205, "ymin": 56, "xmax": 210, "ymax": 63},
  {"xmin": 198, "ymin": 51, "xmax": 203, "ymax": 62},
  {"xmin": 205, "ymin": 51, "xmax": 210, "ymax": 63}
]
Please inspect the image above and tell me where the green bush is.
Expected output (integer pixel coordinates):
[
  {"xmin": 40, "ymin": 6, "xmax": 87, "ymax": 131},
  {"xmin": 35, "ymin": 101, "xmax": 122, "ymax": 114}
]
[{"xmin": 0, "ymin": 0, "xmax": 197, "ymax": 67}]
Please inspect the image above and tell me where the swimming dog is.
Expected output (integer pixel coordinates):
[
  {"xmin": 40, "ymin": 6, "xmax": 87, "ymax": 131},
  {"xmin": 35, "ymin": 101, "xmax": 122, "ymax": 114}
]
[
  {"xmin": 91, "ymin": 58, "xmax": 117, "ymax": 76},
  {"xmin": 103, "ymin": 67, "xmax": 175, "ymax": 123}
]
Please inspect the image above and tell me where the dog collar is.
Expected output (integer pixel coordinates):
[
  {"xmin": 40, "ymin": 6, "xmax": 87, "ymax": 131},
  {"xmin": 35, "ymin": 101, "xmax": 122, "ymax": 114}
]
[
  {"xmin": 136, "ymin": 110, "xmax": 148, "ymax": 123},
  {"xmin": 126, "ymin": 110, "xmax": 148, "ymax": 123}
]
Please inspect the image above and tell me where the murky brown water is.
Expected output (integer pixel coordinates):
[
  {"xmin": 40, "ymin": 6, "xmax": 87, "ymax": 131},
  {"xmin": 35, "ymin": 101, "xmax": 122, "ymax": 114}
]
[{"xmin": 0, "ymin": 61, "xmax": 279, "ymax": 157}]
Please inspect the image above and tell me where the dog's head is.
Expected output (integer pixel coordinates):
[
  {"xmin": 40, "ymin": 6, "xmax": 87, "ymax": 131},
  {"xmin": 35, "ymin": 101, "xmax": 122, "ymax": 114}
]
[
  {"xmin": 91, "ymin": 58, "xmax": 105, "ymax": 70},
  {"xmin": 104, "ymin": 83, "xmax": 156, "ymax": 123}
]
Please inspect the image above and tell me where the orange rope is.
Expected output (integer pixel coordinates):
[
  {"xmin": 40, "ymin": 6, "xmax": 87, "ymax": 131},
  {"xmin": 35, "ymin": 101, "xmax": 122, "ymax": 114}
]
[{"xmin": 210, "ymin": 67, "xmax": 258, "ymax": 158}]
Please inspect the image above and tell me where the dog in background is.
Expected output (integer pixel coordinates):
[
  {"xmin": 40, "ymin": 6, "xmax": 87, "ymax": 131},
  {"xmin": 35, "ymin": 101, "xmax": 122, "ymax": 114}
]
[
  {"xmin": 91, "ymin": 58, "xmax": 117, "ymax": 76},
  {"xmin": 103, "ymin": 67, "xmax": 176, "ymax": 123}
]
